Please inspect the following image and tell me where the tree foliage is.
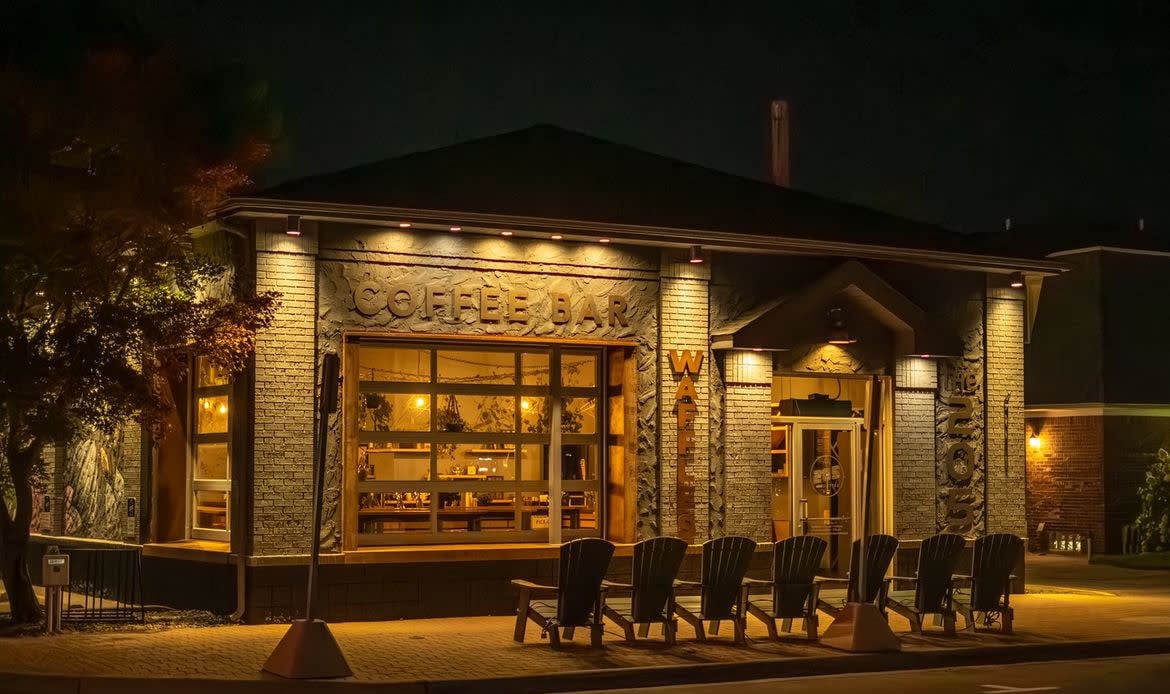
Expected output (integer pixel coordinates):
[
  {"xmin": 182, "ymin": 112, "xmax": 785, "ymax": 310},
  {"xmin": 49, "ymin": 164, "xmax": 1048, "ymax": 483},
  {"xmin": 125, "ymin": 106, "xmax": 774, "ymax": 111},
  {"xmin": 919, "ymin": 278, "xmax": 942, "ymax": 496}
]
[
  {"xmin": 0, "ymin": 2, "xmax": 280, "ymax": 623},
  {"xmin": 1134, "ymin": 448, "xmax": 1170, "ymax": 552}
]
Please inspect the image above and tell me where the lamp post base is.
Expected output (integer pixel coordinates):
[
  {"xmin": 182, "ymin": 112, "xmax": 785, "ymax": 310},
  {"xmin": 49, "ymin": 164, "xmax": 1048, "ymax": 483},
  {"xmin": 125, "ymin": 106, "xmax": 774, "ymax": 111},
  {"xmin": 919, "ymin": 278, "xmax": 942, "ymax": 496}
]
[
  {"xmin": 262, "ymin": 618, "xmax": 353, "ymax": 679},
  {"xmin": 820, "ymin": 602, "xmax": 902, "ymax": 653}
]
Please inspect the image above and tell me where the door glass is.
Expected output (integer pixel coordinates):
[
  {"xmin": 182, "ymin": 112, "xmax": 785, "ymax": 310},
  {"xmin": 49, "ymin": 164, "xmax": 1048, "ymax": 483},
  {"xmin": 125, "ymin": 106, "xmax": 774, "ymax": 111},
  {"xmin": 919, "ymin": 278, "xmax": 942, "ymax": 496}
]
[
  {"xmin": 770, "ymin": 423, "xmax": 791, "ymax": 541},
  {"xmin": 800, "ymin": 428, "xmax": 854, "ymax": 576}
]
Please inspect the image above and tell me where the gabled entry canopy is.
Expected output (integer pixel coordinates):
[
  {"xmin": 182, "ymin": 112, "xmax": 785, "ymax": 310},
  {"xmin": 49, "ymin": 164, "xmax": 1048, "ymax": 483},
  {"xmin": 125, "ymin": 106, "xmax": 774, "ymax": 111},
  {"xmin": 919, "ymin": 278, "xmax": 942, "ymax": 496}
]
[{"xmin": 711, "ymin": 260, "xmax": 959, "ymax": 357}]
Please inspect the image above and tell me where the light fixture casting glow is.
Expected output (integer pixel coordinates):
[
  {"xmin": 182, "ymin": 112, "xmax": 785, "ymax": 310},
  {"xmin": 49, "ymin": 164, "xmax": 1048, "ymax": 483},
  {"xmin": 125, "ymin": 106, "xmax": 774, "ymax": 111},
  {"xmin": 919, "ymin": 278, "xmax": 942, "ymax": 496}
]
[
  {"xmin": 449, "ymin": 226, "xmax": 461, "ymax": 232},
  {"xmin": 1028, "ymin": 434, "xmax": 1042, "ymax": 449},
  {"xmin": 599, "ymin": 238, "xmax": 610, "ymax": 244},
  {"xmin": 218, "ymin": 403, "xmax": 228, "ymax": 415},
  {"xmin": 398, "ymin": 222, "xmax": 412, "ymax": 228},
  {"xmin": 689, "ymin": 245, "xmax": 703, "ymax": 264},
  {"xmin": 1010, "ymin": 272, "xmax": 1025, "ymax": 288},
  {"xmin": 550, "ymin": 234, "xmax": 563, "ymax": 240},
  {"xmin": 415, "ymin": 397, "xmax": 426, "ymax": 408},
  {"xmin": 501, "ymin": 230, "xmax": 513, "ymax": 236},
  {"xmin": 286, "ymin": 214, "xmax": 302, "ymax": 236},
  {"xmin": 826, "ymin": 307, "xmax": 857, "ymax": 345},
  {"xmin": 920, "ymin": 354, "xmax": 931, "ymax": 359}
]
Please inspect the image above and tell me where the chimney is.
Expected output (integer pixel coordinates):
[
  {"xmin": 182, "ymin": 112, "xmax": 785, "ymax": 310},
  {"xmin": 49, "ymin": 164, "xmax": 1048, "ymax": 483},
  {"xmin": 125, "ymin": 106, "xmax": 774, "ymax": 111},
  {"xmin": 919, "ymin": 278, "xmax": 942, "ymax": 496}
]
[{"xmin": 770, "ymin": 99, "xmax": 790, "ymax": 187}]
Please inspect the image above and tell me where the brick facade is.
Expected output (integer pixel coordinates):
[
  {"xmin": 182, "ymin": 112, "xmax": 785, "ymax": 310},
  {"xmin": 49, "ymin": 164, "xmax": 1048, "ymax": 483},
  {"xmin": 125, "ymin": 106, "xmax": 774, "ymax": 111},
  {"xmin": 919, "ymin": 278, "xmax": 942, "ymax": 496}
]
[
  {"xmin": 658, "ymin": 252, "xmax": 710, "ymax": 540},
  {"xmin": 985, "ymin": 285, "xmax": 1028, "ymax": 536},
  {"xmin": 721, "ymin": 350, "xmax": 773, "ymax": 541},
  {"xmin": 1025, "ymin": 415, "xmax": 1105, "ymax": 551},
  {"xmin": 251, "ymin": 219, "xmax": 319, "ymax": 556},
  {"xmin": 893, "ymin": 357, "xmax": 937, "ymax": 539}
]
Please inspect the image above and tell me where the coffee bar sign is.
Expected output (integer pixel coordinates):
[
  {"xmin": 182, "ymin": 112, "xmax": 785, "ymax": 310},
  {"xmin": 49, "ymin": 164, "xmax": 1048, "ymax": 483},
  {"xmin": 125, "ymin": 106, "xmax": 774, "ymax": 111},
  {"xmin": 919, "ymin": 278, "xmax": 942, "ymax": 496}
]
[{"xmin": 352, "ymin": 280, "xmax": 630, "ymax": 330}]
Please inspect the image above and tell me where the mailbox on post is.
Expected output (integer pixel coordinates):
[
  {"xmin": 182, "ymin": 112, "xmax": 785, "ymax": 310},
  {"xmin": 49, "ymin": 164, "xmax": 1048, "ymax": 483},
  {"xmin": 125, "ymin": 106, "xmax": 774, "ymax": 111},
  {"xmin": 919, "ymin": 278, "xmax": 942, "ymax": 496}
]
[{"xmin": 41, "ymin": 547, "xmax": 69, "ymax": 634}]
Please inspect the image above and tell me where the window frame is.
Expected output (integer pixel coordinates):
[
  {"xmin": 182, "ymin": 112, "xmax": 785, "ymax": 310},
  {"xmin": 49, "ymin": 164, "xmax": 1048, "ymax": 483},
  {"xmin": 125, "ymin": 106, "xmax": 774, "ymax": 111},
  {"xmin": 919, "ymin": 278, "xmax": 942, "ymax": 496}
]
[{"xmin": 189, "ymin": 356, "xmax": 232, "ymax": 542}]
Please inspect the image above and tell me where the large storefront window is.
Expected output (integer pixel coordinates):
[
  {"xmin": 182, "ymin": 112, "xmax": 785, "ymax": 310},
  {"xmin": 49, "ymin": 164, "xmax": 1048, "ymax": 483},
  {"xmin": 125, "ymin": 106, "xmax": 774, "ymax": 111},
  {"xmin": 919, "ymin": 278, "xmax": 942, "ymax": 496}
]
[
  {"xmin": 348, "ymin": 340, "xmax": 604, "ymax": 546},
  {"xmin": 191, "ymin": 356, "xmax": 232, "ymax": 541}
]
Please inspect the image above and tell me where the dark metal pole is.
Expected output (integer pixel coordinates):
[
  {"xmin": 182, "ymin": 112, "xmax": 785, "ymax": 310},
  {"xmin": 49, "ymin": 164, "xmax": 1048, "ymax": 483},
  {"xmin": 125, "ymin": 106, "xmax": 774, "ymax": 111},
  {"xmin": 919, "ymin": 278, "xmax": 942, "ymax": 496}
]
[
  {"xmin": 306, "ymin": 352, "xmax": 340, "ymax": 622},
  {"xmin": 858, "ymin": 374, "xmax": 882, "ymax": 598}
]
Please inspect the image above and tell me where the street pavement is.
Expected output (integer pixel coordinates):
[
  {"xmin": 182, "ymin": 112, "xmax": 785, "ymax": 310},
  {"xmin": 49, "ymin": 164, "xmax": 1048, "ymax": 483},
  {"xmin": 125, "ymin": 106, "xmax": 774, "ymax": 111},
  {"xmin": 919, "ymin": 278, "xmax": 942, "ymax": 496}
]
[
  {"xmin": 0, "ymin": 553, "xmax": 1167, "ymax": 691},
  {"xmin": 573, "ymin": 654, "xmax": 1170, "ymax": 694}
]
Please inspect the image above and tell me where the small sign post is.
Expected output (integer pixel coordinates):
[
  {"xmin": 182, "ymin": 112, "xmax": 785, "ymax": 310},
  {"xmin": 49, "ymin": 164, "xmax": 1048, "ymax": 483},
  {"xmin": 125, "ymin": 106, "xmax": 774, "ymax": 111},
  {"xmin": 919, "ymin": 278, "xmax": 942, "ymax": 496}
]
[
  {"xmin": 41, "ymin": 546, "xmax": 69, "ymax": 634},
  {"xmin": 263, "ymin": 353, "xmax": 353, "ymax": 679}
]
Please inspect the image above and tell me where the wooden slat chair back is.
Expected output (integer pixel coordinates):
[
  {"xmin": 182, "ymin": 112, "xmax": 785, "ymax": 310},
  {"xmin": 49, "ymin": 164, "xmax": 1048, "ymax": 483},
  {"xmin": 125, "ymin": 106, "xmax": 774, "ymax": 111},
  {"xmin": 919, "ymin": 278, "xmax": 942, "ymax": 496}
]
[
  {"xmin": 673, "ymin": 535, "xmax": 757, "ymax": 643},
  {"xmin": 914, "ymin": 532, "xmax": 966, "ymax": 613},
  {"xmin": 602, "ymin": 536, "xmax": 689, "ymax": 644},
  {"xmin": 885, "ymin": 532, "xmax": 965, "ymax": 635},
  {"xmin": 954, "ymin": 532, "xmax": 1023, "ymax": 633},
  {"xmin": 846, "ymin": 534, "xmax": 900, "ymax": 604},
  {"xmin": 511, "ymin": 537, "xmax": 616, "ymax": 647},
  {"xmin": 629, "ymin": 536, "xmax": 689, "ymax": 623},
  {"xmin": 745, "ymin": 535, "xmax": 827, "ymax": 640}
]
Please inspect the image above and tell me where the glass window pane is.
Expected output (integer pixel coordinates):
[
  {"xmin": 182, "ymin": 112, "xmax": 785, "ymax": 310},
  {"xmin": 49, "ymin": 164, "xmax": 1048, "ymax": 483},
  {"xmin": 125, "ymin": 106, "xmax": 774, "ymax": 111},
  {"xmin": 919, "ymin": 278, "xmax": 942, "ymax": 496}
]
[
  {"xmin": 193, "ymin": 489, "xmax": 228, "ymax": 531},
  {"xmin": 520, "ymin": 396, "xmax": 548, "ymax": 433},
  {"xmin": 562, "ymin": 397, "xmax": 597, "ymax": 435},
  {"xmin": 197, "ymin": 395, "xmax": 229, "ymax": 434},
  {"xmin": 359, "ymin": 346, "xmax": 431, "ymax": 382},
  {"xmin": 359, "ymin": 392, "xmax": 431, "ymax": 432},
  {"xmin": 437, "ymin": 350, "xmax": 515, "ymax": 384},
  {"xmin": 195, "ymin": 443, "xmax": 229, "ymax": 480},
  {"xmin": 560, "ymin": 353, "xmax": 597, "ymax": 388},
  {"xmin": 521, "ymin": 352, "xmax": 550, "ymax": 385},
  {"xmin": 562, "ymin": 491, "xmax": 598, "ymax": 531},
  {"xmin": 437, "ymin": 443, "xmax": 514, "ymax": 479},
  {"xmin": 438, "ymin": 491, "xmax": 517, "ymax": 533},
  {"xmin": 359, "ymin": 491, "xmax": 431, "ymax": 535},
  {"xmin": 360, "ymin": 442, "xmax": 431, "ymax": 481},
  {"xmin": 519, "ymin": 443, "xmax": 549, "ymax": 481},
  {"xmin": 196, "ymin": 357, "xmax": 230, "ymax": 387},
  {"xmin": 560, "ymin": 443, "xmax": 600, "ymax": 481},
  {"xmin": 436, "ymin": 394, "xmax": 515, "ymax": 433},
  {"xmin": 520, "ymin": 492, "xmax": 551, "ymax": 532}
]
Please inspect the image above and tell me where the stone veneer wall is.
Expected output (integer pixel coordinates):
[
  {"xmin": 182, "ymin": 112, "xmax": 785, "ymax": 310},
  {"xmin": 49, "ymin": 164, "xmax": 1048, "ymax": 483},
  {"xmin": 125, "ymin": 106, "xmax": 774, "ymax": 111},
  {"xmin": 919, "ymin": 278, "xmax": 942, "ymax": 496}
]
[
  {"xmin": 314, "ymin": 227, "xmax": 660, "ymax": 550},
  {"xmin": 985, "ymin": 284, "xmax": 1027, "ymax": 536},
  {"xmin": 721, "ymin": 350, "xmax": 773, "ymax": 541},
  {"xmin": 658, "ymin": 252, "xmax": 710, "ymax": 540},
  {"xmin": 893, "ymin": 357, "xmax": 938, "ymax": 539},
  {"xmin": 251, "ymin": 218, "xmax": 319, "ymax": 556}
]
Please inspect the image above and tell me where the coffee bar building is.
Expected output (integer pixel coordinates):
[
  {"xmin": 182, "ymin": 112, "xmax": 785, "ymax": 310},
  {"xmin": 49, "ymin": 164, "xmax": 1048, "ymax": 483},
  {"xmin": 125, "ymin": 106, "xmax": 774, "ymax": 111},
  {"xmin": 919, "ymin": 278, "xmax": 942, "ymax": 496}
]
[{"xmin": 31, "ymin": 126, "xmax": 1066, "ymax": 621}]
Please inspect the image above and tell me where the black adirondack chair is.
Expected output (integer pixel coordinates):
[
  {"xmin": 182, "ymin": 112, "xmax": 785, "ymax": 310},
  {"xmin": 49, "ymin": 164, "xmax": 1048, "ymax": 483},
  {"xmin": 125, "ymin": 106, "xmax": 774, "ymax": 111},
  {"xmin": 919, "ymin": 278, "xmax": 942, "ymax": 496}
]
[
  {"xmin": 816, "ymin": 534, "xmax": 899, "ymax": 619},
  {"xmin": 953, "ymin": 533, "xmax": 1023, "ymax": 633},
  {"xmin": 602, "ymin": 536, "xmax": 689, "ymax": 644},
  {"xmin": 744, "ymin": 535, "xmax": 828, "ymax": 640},
  {"xmin": 511, "ymin": 537, "xmax": 616, "ymax": 647},
  {"xmin": 673, "ymin": 535, "xmax": 757, "ymax": 643},
  {"xmin": 886, "ymin": 532, "xmax": 966, "ymax": 635}
]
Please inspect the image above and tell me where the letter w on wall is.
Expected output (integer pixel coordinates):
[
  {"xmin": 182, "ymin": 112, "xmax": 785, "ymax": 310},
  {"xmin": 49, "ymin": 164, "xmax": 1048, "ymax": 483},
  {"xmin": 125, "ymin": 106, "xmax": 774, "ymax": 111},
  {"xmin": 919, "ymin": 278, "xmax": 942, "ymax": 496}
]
[{"xmin": 668, "ymin": 350, "xmax": 704, "ymax": 376}]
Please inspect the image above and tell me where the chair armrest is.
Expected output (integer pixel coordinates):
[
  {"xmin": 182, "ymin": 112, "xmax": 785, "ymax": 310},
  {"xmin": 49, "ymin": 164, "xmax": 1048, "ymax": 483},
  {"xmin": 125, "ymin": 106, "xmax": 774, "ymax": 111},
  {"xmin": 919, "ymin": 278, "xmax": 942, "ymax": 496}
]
[
  {"xmin": 952, "ymin": 574, "xmax": 973, "ymax": 580},
  {"xmin": 891, "ymin": 576, "xmax": 919, "ymax": 583},
  {"xmin": 673, "ymin": 579, "xmax": 703, "ymax": 589},
  {"xmin": 815, "ymin": 576, "xmax": 848, "ymax": 584},
  {"xmin": 601, "ymin": 580, "xmax": 633, "ymax": 590},
  {"xmin": 511, "ymin": 579, "xmax": 557, "ymax": 592},
  {"xmin": 742, "ymin": 577, "xmax": 773, "ymax": 587}
]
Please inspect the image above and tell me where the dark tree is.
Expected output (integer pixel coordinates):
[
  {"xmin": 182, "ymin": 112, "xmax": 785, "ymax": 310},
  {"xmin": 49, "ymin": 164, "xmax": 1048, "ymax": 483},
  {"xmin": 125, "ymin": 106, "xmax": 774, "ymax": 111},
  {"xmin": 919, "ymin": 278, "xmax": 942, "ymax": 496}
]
[{"xmin": 0, "ymin": 3, "xmax": 279, "ymax": 624}]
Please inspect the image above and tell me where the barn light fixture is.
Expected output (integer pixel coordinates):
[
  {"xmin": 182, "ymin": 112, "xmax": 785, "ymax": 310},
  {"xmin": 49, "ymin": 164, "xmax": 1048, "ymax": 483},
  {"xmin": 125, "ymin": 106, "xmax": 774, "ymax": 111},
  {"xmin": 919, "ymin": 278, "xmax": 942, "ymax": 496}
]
[
  {"xmin": 689, "ymin": 245, "xmax": 704, "ymax": 264},
  {"xmin": 286, "ymin": 215, "xmax": 302, "ymax": 236},
  {"xmin": 826, "ymin": 308, "xmax": 857, "ymax": 345},
  {"xmin": 1010, "ymin": 272, "xmax": 1025, "ymax": 288}
]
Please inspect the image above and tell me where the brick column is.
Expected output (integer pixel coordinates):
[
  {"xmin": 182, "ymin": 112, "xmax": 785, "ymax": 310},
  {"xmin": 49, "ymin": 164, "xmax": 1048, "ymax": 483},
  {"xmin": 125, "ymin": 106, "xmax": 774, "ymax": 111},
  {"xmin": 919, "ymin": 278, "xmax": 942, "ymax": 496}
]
[
  {"xmin": 893, "ymin": 357, "xmax": 937, "ymax": 539},
  {"xmin": 658, "ymin": 252, "xmax": 709, "ymax": 539},
  {"xmin": 985, "ymin": 283, "xmax": 1027, "ymax": 536},
  {"xmin": 251, "ymin": 219, "xmax": 318, "ymax": 556},
  {"xmin": 119, "ymin": 421, "xmax": 143, "ymax": 542},
  {"xmin": 721, "ymin": 350, "xmax": 772, "ymax": 542}
]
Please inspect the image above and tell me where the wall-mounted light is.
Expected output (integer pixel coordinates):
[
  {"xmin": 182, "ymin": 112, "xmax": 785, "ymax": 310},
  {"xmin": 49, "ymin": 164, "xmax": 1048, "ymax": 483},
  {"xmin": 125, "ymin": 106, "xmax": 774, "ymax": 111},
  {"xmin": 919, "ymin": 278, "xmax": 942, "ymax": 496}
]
[
  {"xmin": 550, "ymin": 234, "xmax": 563, "ymax": 240},
  {"xmin": 398, "ymin": 222, "xmax": 412, "ymax": 228},
  {"xmin": 826, "ymin": 308, "xmax": 857, "ymax": 345},
  {"xmin": 1010, "ymin": 272, "xmax": 1025, "ymax": 288},
  {"xmin": 1028, "ymin": 434, "xmax": 1042, "ymax": 449},
  {"xmin": 501, "ymin": 230, "xmax": 513, "ymax": 236},
  {"xmin": 599, "ymin": 238, "xmax": 610, "ymax": 244},
  {"xmin": 286, "ymin": 215, "xmax": 302, "ymax": 236},
  {"xmin": 449, "ymin": 226, "xmax": 461, "ymax": 232},
  {"xmin": 689, "ymin": 245, "xmax": 704, "ymax": 264}
]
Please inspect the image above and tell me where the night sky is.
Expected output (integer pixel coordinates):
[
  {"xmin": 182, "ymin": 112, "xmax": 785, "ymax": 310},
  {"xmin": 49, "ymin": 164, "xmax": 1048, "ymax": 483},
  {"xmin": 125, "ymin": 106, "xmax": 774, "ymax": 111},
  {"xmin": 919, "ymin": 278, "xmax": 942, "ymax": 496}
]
[{"xmin": 135, "ymin": 2, "xmax": 1170, "ymax": 233}]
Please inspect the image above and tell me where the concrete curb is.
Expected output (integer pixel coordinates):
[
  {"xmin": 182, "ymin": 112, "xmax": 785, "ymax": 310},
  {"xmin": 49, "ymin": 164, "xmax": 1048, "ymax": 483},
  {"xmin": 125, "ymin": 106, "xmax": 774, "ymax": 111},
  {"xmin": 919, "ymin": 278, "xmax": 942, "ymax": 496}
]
[{"xmin": 3, "ymin": 636, "xmax": 1170, "ymax": 694}]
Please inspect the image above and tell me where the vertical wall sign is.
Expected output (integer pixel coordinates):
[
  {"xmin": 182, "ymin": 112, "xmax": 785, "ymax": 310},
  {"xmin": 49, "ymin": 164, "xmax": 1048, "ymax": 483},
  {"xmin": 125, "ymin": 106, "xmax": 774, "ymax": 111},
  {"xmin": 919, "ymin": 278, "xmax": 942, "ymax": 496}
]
[
  {"xmin": 936, "ymin": 309, "xmax": 985, "ymax": 536},
  {"xmin": 669, "ymin": 350, "xmax": 703, "ymax": 544}
]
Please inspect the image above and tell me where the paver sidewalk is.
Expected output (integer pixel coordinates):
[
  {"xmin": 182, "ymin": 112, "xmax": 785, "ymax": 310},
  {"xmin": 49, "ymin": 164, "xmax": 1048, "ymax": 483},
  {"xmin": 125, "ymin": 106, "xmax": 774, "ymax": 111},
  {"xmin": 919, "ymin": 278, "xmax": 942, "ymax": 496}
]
[{"xmin": 2, "ymin": 555, "xmax": 1169, "ymax": 692}]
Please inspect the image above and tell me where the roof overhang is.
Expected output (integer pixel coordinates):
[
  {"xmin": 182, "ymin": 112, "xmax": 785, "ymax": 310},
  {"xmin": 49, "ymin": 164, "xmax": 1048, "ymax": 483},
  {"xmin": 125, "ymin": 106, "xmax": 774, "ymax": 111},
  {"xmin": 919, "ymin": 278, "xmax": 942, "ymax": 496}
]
[
  {"xmin": 215, "ymin": 197, "xmax": 1071, "ymax": 276},
  {"xmin": 711, "ymin": 260, "xmax": 961, "ymax": 356}
]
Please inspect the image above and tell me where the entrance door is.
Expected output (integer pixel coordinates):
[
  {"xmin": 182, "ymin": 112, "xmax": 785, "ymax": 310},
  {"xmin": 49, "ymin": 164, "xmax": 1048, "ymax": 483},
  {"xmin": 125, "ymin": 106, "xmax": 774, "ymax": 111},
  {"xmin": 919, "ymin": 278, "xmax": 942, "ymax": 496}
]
[{"xmin": 789, "ymin": 419, "xmax": 861, "ymax": 577}]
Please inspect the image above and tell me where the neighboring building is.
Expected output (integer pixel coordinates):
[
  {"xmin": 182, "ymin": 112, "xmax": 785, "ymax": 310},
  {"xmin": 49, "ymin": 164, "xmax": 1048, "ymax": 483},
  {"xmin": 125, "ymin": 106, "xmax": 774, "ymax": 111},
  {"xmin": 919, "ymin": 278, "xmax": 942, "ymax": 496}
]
[
  {"xmin": 31, "ymin": 126, "xmax": 1064, "ymax": 621},
  {"xmin": 1017, "ymin": 225, "xmax": 1170, "ymax": 554}
]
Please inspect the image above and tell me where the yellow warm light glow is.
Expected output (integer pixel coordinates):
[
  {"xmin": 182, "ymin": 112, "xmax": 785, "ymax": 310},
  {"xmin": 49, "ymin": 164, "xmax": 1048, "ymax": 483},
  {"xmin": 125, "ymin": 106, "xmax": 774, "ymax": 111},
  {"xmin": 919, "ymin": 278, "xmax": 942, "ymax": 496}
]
[
  {"xmin": 1028, "ymin": 435, "xmax": 1042, "ymax": 449},
  {"xmin": 520, "ymin": 399, "xmax": 530, "ymax": 410},
  {"xmin": 217, "ymin": 403, "xmax": 228, "ymax": 415},
  {"xmin": 202, "ymin": 400, "xmax": 211, "ymax": 410},
  {"xmin": 414, "ymin": 397, "xmax": 426, "ymax": 408}
]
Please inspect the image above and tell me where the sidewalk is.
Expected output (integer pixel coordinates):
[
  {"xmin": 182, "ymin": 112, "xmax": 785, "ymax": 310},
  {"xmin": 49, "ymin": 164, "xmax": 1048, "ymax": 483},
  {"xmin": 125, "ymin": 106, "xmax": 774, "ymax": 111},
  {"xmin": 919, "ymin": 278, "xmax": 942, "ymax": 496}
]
[{"xmin": 2, "ymin": 557, "xmax": 1169, "ymax": 693}]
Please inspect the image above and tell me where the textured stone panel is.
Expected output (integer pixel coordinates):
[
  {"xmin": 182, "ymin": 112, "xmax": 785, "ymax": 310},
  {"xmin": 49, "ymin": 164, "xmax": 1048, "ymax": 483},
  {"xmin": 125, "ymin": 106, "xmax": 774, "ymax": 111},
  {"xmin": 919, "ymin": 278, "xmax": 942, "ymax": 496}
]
[
  {"xmin": 61, "ymin": 427, "xmax": 130, "ymax": 540},
  {"xmin": 936, "ymin": 297, "xmax": 985, "ymax": 535}
]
